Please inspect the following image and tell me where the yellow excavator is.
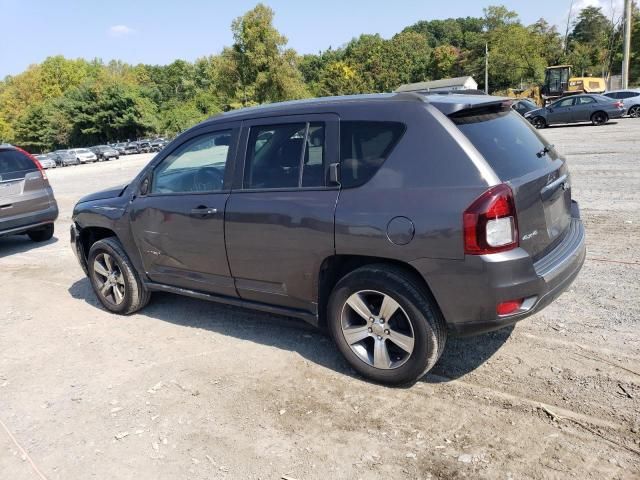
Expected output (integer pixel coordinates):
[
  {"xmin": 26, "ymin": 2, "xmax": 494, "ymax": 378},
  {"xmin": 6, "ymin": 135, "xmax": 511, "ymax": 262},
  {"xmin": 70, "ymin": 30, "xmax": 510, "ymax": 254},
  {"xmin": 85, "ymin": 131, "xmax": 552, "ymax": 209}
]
[{"xmin": 508, "ymin": 65, "xmax": 606, "ymax": 106}]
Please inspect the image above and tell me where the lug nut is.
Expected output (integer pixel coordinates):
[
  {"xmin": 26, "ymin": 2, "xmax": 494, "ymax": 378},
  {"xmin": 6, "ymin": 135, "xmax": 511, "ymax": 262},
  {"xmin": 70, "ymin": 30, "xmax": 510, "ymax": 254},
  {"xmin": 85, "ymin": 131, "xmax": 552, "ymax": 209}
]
[
  {"xmin": 384, "ymin": 329, "xmax": 390, "ymax": 335},
  {"xmin": 377, "ymin": 335, "xmax": 382, "ymax": 340},
  {"xmin": 368, "ymin": 327, "xmax": 372, "ymax": 333},
  {"xmin": 379, "ymin": 319, "xmax": 385, "ymax": 324}
]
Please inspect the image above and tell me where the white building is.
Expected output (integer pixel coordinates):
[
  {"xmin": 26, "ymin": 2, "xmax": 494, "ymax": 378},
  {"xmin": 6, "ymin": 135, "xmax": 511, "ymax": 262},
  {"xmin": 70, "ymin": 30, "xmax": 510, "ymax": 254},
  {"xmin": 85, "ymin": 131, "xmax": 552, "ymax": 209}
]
[{"xmin": 395, "ymin": 76, "xmax": 478, "ymax": 93}]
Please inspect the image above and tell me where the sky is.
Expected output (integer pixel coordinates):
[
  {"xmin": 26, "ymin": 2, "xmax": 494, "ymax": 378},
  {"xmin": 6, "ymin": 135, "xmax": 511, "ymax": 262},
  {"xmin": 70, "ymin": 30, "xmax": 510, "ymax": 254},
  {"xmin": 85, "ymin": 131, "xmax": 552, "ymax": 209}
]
[{"xmin": 0, "ymin": 0, "xmax": 626, "ymax": 78}]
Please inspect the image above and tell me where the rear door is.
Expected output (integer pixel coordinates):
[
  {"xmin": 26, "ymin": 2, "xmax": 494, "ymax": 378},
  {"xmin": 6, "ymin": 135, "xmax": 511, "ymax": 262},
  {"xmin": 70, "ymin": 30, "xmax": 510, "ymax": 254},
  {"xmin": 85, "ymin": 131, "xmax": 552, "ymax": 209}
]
[
  {"xmin": 0, "ymin": 148, "xmax": 52, "ymax": 222},
  {"xmin": 451, "ymin": 106, "xmax": 572, "ymax": 259},
  {"xmin": 225, "ymin": 114, "xmax": 339, "ymax": 313}
]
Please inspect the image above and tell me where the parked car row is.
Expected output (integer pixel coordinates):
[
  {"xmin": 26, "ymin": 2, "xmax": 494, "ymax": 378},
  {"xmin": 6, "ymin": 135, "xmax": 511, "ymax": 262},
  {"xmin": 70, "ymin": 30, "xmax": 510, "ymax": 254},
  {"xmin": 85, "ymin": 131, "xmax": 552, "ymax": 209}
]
[
  {"xmin": 30, "ymin": 138, "xmax": 172, "ymax": 169},
  {"xmin": 511, "ymin": 89, "xmax": 639, "ymax": 128}
]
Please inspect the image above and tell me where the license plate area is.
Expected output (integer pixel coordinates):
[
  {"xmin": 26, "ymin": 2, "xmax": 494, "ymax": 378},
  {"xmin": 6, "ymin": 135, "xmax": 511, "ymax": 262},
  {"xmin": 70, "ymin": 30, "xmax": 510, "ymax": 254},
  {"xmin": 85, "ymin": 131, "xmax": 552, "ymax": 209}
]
[
  {"xmin": 544, "ymin": 191, "xmax": 571, "ymax": 241},
  {"xmin": 0, "ymin": 181, "xmax": 23, "ymax": 198}
]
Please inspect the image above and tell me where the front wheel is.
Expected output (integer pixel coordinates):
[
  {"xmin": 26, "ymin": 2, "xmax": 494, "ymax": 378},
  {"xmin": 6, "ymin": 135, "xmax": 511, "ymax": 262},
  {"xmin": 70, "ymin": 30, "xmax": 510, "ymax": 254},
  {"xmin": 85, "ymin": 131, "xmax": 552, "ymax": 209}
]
[
  {"xmin": 328, "ymin": 265, "xmax": 446, "ymax": 386},
  {"xmin": 628, "ymin": 106, "xmax": 640, "ymax": 118},
  {"xmin": 88, "ymin": 237, "xmax": 151, "ymax": 314},
  {"xmin": 531, "ymin": 116, "xmax": 547, "ymax": 129},
  {"xmin": 591, "ymin": 111, "xmax": 608, "ymax": 126}
]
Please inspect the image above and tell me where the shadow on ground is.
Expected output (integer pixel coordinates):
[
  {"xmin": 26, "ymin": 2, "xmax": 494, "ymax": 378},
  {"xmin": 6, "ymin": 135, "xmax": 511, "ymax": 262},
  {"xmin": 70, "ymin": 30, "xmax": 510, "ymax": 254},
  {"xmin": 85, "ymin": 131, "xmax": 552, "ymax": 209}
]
[
  {"xmin": 69, "ymin": 277, "xmax": 512, "ymax": 386},
  {"xmin": 0, "ymin": 235, "xmax": 58, "ymax": 259}
]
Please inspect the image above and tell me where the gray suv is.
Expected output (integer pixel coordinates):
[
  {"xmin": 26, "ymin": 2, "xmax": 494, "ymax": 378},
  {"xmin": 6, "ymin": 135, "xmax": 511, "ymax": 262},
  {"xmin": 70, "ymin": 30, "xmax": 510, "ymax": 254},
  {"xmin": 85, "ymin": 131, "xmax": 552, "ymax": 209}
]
[
  {"xmin": 70, "ymin": 93, "xmax": 585, "ymax": 385},
  {"xmin": 0, "ymin": 145, "xmax": 58, "ymax": 242}
]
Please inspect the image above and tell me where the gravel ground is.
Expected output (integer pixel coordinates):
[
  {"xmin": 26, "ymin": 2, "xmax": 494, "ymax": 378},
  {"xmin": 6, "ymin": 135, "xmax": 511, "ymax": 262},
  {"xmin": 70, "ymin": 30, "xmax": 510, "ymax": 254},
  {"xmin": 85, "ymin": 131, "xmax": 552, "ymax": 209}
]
[{"xmin": 1, "ymin": 118, "xmax": 639, "ymax": 480}]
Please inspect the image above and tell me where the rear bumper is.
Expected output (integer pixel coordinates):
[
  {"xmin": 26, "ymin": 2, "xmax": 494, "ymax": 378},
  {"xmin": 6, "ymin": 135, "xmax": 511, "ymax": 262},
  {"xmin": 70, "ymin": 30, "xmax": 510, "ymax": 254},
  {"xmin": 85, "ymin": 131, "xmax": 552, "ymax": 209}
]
[
  {"xmin": 0, "ymin": 203, "xmax": 59, "ymax": 237},
  {"xmin": 412, "ymin": 201, "xmax": 586, "ymax": 336}
]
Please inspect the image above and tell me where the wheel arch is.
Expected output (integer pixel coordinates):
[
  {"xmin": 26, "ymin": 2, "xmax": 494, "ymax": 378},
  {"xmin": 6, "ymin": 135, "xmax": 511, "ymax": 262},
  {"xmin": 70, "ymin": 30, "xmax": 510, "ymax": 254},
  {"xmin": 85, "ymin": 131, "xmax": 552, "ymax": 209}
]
[
  {"xmin": 78, "ymin": 226, "xmax": 118, "ymax": 262},
  {"xmin": 316, "ymin": 254, "xmax": 442, "ymax": 329}
]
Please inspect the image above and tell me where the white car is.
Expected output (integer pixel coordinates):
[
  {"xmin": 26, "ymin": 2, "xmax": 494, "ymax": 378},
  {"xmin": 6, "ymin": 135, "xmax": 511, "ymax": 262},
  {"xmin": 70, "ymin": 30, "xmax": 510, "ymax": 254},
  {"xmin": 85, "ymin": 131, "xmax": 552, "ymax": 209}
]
[
  {"xmin": 604, "ymin": 89, "xmax": 640, "ymax": 118},
  {"xmin": 69, "ymin": 148, "xmax": 98, "ymax": 164}
]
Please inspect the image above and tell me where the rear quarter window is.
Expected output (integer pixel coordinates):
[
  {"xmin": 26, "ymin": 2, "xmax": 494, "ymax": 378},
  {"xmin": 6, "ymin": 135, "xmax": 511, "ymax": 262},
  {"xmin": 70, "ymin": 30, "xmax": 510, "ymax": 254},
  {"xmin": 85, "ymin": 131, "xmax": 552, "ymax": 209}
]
[
  {"xmin": 0, "ymin": 149, "xmax": 37, "ymax": 175},
  {"xmin": 452, "ymin": 109, "xmax": 554, "ymax": 179},
  {"xmin": 339, "ymin": 121, "xmax": 405, "ymax": 188}
]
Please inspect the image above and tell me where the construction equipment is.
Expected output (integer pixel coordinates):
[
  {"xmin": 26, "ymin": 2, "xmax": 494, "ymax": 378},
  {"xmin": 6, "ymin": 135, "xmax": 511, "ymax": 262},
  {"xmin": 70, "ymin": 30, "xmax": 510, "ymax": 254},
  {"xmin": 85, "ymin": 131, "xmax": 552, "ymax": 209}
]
[
  {"xmin": 507, "ymin": 65, "xmax": 606, "ymax": 106},
  {"xmin": 541, "ymin": 65, "xmax": 606, "ymax": 103}
]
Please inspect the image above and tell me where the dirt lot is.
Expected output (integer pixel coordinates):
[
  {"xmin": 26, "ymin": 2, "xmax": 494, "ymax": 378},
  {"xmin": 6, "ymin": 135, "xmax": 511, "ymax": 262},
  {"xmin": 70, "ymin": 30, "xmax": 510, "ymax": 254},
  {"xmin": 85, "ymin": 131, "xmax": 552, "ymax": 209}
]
[{"xmin": 1, "ymin": 119, "xmax": 639, "ymax": 480}]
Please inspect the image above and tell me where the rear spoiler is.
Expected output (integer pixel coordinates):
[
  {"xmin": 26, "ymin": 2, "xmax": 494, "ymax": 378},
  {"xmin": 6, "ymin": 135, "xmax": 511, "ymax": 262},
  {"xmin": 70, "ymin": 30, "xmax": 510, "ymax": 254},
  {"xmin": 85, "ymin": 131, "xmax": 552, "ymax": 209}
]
[{"xmin": 416, "ymin": 93, "xmax": 513, "ymax": 117}]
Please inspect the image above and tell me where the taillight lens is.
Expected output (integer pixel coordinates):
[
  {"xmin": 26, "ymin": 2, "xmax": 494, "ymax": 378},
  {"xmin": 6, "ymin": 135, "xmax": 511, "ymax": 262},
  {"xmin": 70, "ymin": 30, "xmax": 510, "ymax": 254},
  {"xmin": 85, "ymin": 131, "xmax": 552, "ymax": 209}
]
[
  {"xmin": 15, "ymin": 146, "xmax": 47, "ymax": 180},
  {"xmin": 614, "ymin": 101, "xmax": 624, "ymax": 108},
  {"xmin": 463, "ymin": 184, "xmax": 518, "ymax": 254}
]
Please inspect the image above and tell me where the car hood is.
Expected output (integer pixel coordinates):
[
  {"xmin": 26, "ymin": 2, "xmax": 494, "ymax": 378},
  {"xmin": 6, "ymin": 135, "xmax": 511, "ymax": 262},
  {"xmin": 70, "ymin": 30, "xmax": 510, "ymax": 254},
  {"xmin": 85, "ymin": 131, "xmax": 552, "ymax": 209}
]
[
  {"xmin": 525, "ymin": 107, "xmax": 544, "ymax": 117},
  {"xmin": 77, "ymin": 184, "xmax": 128, "ymax": 204}
]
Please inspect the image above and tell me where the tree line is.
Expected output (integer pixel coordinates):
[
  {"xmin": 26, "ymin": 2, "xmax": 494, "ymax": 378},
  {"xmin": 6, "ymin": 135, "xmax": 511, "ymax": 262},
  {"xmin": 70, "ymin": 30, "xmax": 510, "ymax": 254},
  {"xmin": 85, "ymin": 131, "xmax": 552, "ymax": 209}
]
[{"xmin": 0, "ymin": 3, "xmax": 638, "ymax": 152}]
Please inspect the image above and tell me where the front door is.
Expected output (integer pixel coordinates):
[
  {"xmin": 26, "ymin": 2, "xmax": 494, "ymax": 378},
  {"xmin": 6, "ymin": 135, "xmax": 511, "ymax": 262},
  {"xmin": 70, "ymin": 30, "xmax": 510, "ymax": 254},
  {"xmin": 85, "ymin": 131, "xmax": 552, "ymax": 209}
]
[
  {"xmin": 225, "ymin": 114, "xmax": 340, "ymax": 313},
  {"xmin": 548, "ymin": 97, "xmax": 575, "ymax": 124},
  {"xmin": 129, "ymin": 125, "xmax": 239, "ymax": 297}
]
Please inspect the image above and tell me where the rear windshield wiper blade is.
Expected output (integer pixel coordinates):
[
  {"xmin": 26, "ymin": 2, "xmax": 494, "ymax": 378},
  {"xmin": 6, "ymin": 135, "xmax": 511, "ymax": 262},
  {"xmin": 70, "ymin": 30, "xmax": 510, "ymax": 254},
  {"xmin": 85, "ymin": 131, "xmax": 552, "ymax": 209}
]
[{"xmin": 536, "ymin": 144, "xmax": 554, "ymax": 158}]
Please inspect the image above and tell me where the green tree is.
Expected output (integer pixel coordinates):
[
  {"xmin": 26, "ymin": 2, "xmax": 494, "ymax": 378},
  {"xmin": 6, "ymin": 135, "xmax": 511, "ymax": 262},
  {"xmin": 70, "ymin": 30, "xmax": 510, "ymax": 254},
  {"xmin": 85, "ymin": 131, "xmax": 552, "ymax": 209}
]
[{"xmin": 217, "ymin": 3, "xmax": 309, "ymax": 108}]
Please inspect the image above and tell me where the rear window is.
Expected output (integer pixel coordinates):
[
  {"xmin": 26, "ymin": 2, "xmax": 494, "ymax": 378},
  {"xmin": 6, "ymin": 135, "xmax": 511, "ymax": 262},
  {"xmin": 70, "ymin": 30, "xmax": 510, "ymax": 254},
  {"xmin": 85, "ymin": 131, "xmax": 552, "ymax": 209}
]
[
  {"xmin": 452, "ymin": 109, "xmax": 554, "ymax": 179},
  {"xmin": 0, "ymin": 149, "xmax": 37, "ymax": 174},
  {"xmin": 339, "ymin": 121, "xmax": 405, "ymax": 188}
]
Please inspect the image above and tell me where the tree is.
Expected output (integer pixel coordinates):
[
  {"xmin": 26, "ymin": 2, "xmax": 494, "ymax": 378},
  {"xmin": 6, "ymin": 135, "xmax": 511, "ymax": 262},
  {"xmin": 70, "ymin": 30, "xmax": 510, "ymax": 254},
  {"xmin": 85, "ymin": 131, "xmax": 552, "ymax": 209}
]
[{"xmin": 216, "ymin": 4, "xmax": 308, "ymax": 108}]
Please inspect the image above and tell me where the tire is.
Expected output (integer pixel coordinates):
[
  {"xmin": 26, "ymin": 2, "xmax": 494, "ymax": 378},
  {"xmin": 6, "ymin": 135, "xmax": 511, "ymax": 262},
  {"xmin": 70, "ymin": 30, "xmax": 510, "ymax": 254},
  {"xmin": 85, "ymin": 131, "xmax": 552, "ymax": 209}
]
[
  {"xmin": 591, "ymin": 111, "xmax": 608, "ymax": 126},
  {"xmin": 327, "ymin": 264, "xmax": 446, "ymax": 386},
  {"xmin": 531, "ymin": 116, "xmax": 547, "ymax": 129},
  {"xmin": 628, "ymin": 106, "xmax": 640, "ymax": 118},
  {"xmin": 87, "ymin": 237, "xmax": 151, "ymax": 315},
  {"xmin": 27, "ymin": 223, "xmax": 54, "ymax": 242}
]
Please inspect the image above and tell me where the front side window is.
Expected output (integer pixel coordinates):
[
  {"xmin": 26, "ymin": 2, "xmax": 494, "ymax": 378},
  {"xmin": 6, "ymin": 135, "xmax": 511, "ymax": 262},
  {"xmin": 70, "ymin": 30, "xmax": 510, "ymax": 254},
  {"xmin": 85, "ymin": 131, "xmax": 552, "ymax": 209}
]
[
  {"xmin": 339, "ymin": 121, "xmax": 405, "ymax": 188},
  {"xmin": 578, "ymin": 96, "xmax": 595, "ymax": 105},
  {"xmin": 244, "ymin": 122, "xmax": 326, "ymax": 189},
  {"xmin": 555, "ymin": 97, "xmax": 575, "ymax": 108},
  {"xmin": 152, "ymin": 130, "xmax": 231, "ymax": 194}
]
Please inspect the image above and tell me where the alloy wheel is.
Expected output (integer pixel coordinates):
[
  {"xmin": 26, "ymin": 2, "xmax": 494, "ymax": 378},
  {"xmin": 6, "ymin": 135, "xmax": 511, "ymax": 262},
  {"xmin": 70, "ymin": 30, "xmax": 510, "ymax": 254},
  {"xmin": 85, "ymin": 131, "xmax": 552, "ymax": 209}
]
[
  {"xmin": 592, "ymin": 112, "xmax": 607, "ymax": 125},
  {"xmin": 340, "ymin": 290, "xmax": 415, "ymax": 370},
  {"xmin": 93, "ymin": 253, "xmax": 126, "ymax": 306},
  {"xmin": 629, "ymin": 106, "xmax": 640, "ymax": 118},
  {"xmin": 532, "ymin": 117, "xmax": 545, "ymax": 129}
]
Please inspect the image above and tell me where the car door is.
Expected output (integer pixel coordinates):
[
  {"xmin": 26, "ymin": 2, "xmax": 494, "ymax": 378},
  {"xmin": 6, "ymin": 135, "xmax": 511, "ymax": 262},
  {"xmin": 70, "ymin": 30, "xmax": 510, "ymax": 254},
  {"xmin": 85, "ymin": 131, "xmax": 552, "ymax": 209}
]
[
  {"xmin": 573, "ymin": 96, "xmax": 596, "ymax": 122},
  {"xmin": 129, "ymin": 123, "xmax": 240, "ymax": 297},
  {"xmin": 225, "ymin": 114, "xmax": 340, "ymax": 313},
  {"xmin": 547, "ymin": 97, "xmax": 575, "ymax": 124}
]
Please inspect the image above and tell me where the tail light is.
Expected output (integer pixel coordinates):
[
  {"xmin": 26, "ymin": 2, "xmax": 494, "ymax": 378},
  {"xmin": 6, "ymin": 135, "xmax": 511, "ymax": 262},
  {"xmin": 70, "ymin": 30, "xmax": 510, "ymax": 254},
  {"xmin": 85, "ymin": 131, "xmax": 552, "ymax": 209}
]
[
  {"xmin": 613, "ymin": 101, "xmax": 624, "ymax": 108},
  {"xmin": 463, "ymin": 183, "xmax": 518, "ymax": 254},
  {"xmin": 497, "ymin": 299, "xmax": 523, "ymax": 316},
  {"xmin": 15, "ymin": 146, "xmax": 47, "ymax": 180}
]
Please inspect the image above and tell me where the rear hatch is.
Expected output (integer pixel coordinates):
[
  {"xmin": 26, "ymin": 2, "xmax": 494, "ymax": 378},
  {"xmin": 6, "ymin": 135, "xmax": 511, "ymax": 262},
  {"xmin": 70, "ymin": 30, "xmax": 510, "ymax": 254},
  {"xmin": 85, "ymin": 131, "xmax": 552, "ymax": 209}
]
[
  {"xmin": 0, "ymin": 148, "xmax": 52, "ymax": 220},
  {"xmin": 446, "ymin": 99, "xmax": 572, "ymax": 259}
]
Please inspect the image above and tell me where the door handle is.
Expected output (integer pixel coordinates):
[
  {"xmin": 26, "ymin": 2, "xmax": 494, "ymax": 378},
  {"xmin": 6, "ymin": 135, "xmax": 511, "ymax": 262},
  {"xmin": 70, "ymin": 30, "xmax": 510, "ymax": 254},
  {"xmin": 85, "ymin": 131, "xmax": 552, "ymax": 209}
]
[{"xmin": 190, "ymin": 206, "xmax": 218, "ymax": 217}]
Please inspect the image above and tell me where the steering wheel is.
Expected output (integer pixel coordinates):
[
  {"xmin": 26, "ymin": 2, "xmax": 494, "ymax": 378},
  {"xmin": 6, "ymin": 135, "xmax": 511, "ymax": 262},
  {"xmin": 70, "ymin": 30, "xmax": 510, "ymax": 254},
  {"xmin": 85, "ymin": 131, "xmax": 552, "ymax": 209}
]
[{"xmin": 193, "ymin": 167, "xmax": 224, "ymax": 191}]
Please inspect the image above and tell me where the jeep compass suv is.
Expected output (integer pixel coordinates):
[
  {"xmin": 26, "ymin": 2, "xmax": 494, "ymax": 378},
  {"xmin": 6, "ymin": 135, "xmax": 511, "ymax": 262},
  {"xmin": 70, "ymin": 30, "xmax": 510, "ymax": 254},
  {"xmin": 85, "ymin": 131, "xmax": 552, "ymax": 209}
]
[{"xmin": 70, "ymin": 93, "xmax": 585, "ymax": 385}]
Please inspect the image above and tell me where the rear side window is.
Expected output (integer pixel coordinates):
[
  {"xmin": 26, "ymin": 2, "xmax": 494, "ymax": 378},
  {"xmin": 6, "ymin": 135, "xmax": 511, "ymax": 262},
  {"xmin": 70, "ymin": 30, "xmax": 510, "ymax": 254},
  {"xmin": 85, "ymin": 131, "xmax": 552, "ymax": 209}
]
[
  {"xmin": 244, "ymin": 122, "xmax": 326, "ymax": 189},
  {"xmin": 453, "ymin": 109, "xmax": 554, "ymax": 179},
  {"xmin": 0, "ymin": 149, "xmax": 37, "ymax": 175},
  {"xmin": 339, "ymin": 121, "xmax": 405, "ymax": 188}
]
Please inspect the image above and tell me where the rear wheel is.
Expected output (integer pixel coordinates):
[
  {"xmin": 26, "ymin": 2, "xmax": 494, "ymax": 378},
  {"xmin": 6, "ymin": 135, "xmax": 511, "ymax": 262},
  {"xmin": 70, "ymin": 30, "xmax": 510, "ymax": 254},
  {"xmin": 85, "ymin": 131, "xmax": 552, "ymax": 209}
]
[
  {"xmin": 591, "ymin": 111, "xmax": 608, "ymax": 126},
  {"xmin": 328, "ymin": 265, "xmax": 446, "ymax": 386},
  {"xmin": 531, "ymin": 116, "xmax": 546, "ymax": 129},
  {"xmin": 88, "ymin": 237, "xmax": 151, "ymax": 314},
  {"xmin": 27, "ymin": 223, "xmax": 54, "ymax": 242},
  {"xmin": 628, "ymin": 106, "xmax": 640, "ymax": 118}
]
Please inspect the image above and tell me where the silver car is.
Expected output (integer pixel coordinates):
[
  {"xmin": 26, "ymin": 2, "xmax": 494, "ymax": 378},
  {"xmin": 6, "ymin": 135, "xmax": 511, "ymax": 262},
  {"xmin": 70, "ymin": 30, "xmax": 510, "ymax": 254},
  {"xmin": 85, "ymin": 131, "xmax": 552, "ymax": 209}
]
[
  {"xmin": 0, "ymin": 145, "xmax": 58, "ymax": 242},
  {"xmin": 525, "ymin": 94, "xmax": 625, "ymax": 128},
  {"xmin": 69, "ymin": 148, "xmax": 98, "ymax": 164},
  {"xmin": 604, "ymin": 89, "xmax": 640, "ymax": 118},
  {"xmin": 34, "ymin": 154, "xmax": 57, "ymax": 169}
]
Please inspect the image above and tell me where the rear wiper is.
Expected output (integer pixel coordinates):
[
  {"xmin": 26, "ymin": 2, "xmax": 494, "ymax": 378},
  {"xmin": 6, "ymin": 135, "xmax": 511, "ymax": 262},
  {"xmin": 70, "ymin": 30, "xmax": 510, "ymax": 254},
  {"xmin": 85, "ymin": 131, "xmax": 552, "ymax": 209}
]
[{"xmin": 536, "ymin": 144, "xmax": 554, "ymax": 158}]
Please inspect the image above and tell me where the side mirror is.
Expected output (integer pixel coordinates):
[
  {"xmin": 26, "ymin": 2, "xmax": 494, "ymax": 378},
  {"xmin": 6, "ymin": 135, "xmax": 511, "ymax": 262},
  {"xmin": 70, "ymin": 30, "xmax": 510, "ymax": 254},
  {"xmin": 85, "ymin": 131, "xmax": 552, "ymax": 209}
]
[
  {"xmin": 328, "ymin": 163, "xmax": 340, "ymax": 186},
  {"xmin": 139, "ymin": 177, "xmax": 150, "ymax": 196}
]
